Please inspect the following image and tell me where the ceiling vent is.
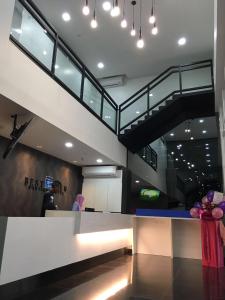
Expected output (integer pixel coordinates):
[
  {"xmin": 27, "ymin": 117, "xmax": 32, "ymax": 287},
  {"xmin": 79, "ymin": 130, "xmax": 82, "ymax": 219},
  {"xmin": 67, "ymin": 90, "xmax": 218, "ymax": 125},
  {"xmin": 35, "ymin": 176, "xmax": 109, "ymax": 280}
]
[
  {"xmin": 99, "ymin": 75, "xmax": 125, "ymax": 88},
  {"xmin": 82, "ymin": 166, "xmax": 119, "ymax": 178}
]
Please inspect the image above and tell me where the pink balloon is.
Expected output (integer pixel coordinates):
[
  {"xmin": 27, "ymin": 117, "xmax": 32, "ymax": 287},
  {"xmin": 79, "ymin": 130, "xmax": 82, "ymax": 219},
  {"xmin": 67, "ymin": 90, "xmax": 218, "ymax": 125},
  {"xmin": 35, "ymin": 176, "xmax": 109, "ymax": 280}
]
[
  {"xmin": 212, "ymin": 207, "xmax": 224, "ymax": 220},
  {"xmin": 202, "ymin": 196, "xmax": 208, "ymax": 204},
  {"xmin": 190, "ymin": 207, "xmax": 200, "ymax": 218}
]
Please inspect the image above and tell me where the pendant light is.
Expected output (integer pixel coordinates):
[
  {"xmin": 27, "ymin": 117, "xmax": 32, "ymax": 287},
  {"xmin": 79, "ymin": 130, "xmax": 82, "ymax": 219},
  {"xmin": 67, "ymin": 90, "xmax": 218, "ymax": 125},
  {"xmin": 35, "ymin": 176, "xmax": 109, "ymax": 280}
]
[
  {"xmin": 111, "ymin": 0, "xmax": 120, "ymax": 17},
  {"xmin": 151, "ymin": 23, "xmax": 158, "ymax": 35},
  {"xmin": 82, "ymin": 0, "xmax": 90, "ymax": 16},
  {"xmin": 130, "ymin": 1, "xmax": 136, "ymax": 36},
  {"xmin": 149, "ymin": 0, "xmax": 156, "ymax": 24},
  {"xmin": 136, "ymin": 0, "xmax": 144, "ymax": 48},
  {"xmin": 90, "ymin": 0, "xmax": 98, "ymax": 28},
  {"xmin": 120, "ymin": 0, "xmax": 127, "ymax": 28},
  {"xmin": 102, "ymin": 1, "xmax": 112, "ymax": 11}
]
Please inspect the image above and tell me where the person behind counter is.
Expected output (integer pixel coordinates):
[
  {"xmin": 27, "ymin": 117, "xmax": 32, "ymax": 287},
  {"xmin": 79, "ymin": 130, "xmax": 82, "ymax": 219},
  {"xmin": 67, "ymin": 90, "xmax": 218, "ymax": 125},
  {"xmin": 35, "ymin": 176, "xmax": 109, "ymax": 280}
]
[{"xmin": 41, "ymin": 180, "xmax": 60, "ymax": 217}]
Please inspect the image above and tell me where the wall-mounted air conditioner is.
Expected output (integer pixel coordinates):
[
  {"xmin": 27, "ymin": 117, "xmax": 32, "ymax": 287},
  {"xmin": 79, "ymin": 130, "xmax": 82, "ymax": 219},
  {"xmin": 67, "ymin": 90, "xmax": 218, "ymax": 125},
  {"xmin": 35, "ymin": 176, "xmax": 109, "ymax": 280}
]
[
  {"xmin": 82, "ymin": 166, "xmax": 119, "ymax": 178},
  {"xmin": 99, "ymin": 75, "xmax": 125, "ymax": 88}
]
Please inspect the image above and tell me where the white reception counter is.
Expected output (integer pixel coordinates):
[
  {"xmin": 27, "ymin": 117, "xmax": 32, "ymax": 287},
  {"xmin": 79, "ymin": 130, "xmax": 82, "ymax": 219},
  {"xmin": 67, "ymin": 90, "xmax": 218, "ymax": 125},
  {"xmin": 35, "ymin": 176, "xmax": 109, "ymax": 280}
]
[
  {"xmin": 0, "ymin": 212, "xmax": 201, "ymax": 286},
  {"xmin": 0, "ymin": 212, "xmax": 133, "ymax": 285}
]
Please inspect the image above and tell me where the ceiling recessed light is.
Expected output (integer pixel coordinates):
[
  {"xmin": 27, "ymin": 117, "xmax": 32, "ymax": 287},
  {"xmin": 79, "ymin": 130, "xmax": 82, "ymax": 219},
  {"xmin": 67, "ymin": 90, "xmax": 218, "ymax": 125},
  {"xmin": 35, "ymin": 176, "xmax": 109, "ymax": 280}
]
[
  {"xmin": 65, "ymin": 142, "xmax": 73, "ymax": 148},
  {"xmin": 208, "ymin": 164, "xmax": 211, "ymax": 167},
  {"xmin": 90, "ymin": 100, "xmax": 94, "ymax": 104},
  {"xmin": 171, "ymin": 152, "xmax": 174, "ymax": 155},
  {"xmin": 62, "ymin": 12, "xmax": 71, "ymax": 22},
  {"xmin": 180, "ymin": 154, "xmax": 184, "ymax": 157},
  {"xmin": 135, "ymin": 180, "xmax": 140, "ymax": 183},
  {"xmin": 207, "ymin": 160, "xmax": 211, "ymax": 162},
  {"xmin": 183, "ymin": 159, "xmax": 186, "ymax": 162},
  {"xmin": 73, "ymin": 160, "xmax": 78, "ymax": 163},
  {"xmin": 191, "ymin": 164, "xmax": 195, "ymax": 168},
  {"xmin": 175, "ymin": 158, "xmax": 178, "ymax": 161},
  {"xmin": 102, "ymin": 1, "xmax": 112, "ymax": 11},
  {"xmin": 105, "ymin": 115, "xmax": 111, "ymax": 119},
  {"xmin": 178, "ymin": 37, "xmax": 186, "ymax": 46},
  {"xmin": 205, "ymin": 147, "xmax": 209, "ymax": 150},
  {"xmin": 206, "ymin": 154, "xmax": 210, "ymax": 157},
  {"xmin": 136, "ymin": 111, "xmax": 140, "ymax": 114},
  {"xmin": 199, "ymin": 119, "xmax": 204, "ymax": 123},
  {"xmin": 96, "ymin": 158, "xmax": 103, "ymax": 163},
  {"xmin": 149, "ymin": 93, "xmax": 153, "ymax": 97},
  {"xmin": 187, "ymin": 162, "xmax": 190, "ymax": 165},
  {"xmin": 43, "ymin": 50, "xmax": 47, "ymax": 56},
  {"xmin": 205, "ymin": 143, "xmax": 209, "ymax": 146},
  {"xmin": 55, "ymin": 64, "xmax": 59, "ymax": 69},
  {"xmin": 202, "ymin": 130, "xmax": 207, "ymax": 134},
  {"xmin": 170, "ymin": 133, "xmax": 174, "ymax": 136},
  {"xmin": 190, "ymin": 137, "xmax": 194, "ymax": 140},
  {"xmin": 36, "ymin": 145, "xmax": 43, "ymax": 149},
  {"xmin": 97, "ymin": 62, "xmax": 104, "ymax": 69}
]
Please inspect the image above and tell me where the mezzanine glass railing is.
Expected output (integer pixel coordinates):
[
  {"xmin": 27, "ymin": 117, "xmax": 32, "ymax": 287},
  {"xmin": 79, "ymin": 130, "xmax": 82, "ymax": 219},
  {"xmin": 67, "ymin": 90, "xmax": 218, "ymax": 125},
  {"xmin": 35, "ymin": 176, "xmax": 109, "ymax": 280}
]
[
  {"xmin": 119, "ymin": 60, "xmax": 214, "ymax": 134},
  {"xmin": 10, "ymin": 0, "xmax": 118, "ymax": 132}
]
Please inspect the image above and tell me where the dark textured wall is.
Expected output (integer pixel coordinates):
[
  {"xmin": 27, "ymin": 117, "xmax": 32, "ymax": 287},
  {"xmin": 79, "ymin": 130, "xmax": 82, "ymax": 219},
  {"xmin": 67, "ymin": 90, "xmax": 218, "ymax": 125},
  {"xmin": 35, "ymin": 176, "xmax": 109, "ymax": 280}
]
[{"xmin": 0, "ymin": 136, "xmax": 83, "ymax": 216}]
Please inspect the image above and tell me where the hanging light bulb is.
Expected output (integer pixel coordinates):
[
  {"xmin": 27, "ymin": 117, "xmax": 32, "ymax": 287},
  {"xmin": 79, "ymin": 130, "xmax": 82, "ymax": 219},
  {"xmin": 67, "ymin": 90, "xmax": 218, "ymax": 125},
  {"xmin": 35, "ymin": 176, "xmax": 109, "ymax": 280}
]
[
  {"xmin": 137, "ymin": 28, "xmax": 144, "ymax": 48},
  {"xmin": 130, "ymin": 26, "xmax": 136, "ymax": 36},
  {"xmin": 90, "ymin": 4, "xmax": 98, "ymax": 29},
  {"xmin": 111, "ymin": 0, "xmax": 120, "ymax": 17},
  {"xmin": 151, "ymin": 23, "xmax": 158, "ymax": 35},
  {"xmin": 102, "ymin": 1, "xmax": 112, "ymax": 11},
  {"xmin": 149, "ymin": 0, "xmax": 156, "ymax": 24},
  {"xmin": 136, "ymin": 0, "xmax": 144, "ymax": 48},
  {"xmin": 130, "ymin": 1, "xmax": 136, "ymax": 36},
  {"xmin": 120, "ymin": 0, "xmax": 127, "ymax": 28},
  {"xmin": 82, "ymin": 0, "xmax": 90, "ymax": 16},
  {"xmin": 121, "ymin": 19, "xmax": 127, "ymax": 28}
]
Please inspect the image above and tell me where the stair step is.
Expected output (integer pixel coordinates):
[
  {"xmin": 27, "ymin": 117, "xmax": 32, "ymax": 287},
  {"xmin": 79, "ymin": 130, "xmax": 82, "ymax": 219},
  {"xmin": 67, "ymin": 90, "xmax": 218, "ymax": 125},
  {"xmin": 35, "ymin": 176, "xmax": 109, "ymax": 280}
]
[
  {"xmin": 166, "ymin": 100, "xmax": 173, "ymax": 105},
  {"xmin": 131, "ymin": 124, "xmax": 138, "ymax": 129},
  {"xmin": 152, "ymin": 110, "xmax": 158, "ymax": 115},
  {"xmin": 158, "ymin": 105, "xmax": 165, "ymax": 110}
]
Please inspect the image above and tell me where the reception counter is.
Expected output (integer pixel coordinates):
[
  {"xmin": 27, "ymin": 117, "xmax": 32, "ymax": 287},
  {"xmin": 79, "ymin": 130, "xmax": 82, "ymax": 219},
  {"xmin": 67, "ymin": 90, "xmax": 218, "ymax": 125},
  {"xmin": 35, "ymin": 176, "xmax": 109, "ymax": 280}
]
[
  {"xmin": 0, "ymin": 211, "xmax": 201, "ymax": 286},
  {"xmin": 133, "ymin": 215, "xmax": 201, "ymax": 259},
  {"xmin": 0, "ymin": 212, "xmax": 133, "ymax": 285}
]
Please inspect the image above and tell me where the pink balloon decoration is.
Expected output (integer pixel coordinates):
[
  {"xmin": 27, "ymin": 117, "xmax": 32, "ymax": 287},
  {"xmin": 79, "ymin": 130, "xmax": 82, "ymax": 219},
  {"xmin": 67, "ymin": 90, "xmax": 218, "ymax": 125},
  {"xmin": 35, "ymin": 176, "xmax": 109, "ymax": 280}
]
[
  {"xmin": 212, "ymin": 207, "xmax": 224, "ymax": 220},
  {"xmin": 202, "ymin": 196, "xmax": 208, "ymax": 204},
  {"xmin": 190, "ymin": 207, "xmax": 200, "ymax": 218}
]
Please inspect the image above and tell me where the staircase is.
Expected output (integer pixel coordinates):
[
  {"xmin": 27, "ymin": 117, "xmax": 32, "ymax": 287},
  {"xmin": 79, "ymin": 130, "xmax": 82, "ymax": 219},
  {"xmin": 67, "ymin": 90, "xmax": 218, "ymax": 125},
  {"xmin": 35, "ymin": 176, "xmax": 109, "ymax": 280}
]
[{"xmin": 118, "ymin": 60, "xmax": 215, "ymax": 153}]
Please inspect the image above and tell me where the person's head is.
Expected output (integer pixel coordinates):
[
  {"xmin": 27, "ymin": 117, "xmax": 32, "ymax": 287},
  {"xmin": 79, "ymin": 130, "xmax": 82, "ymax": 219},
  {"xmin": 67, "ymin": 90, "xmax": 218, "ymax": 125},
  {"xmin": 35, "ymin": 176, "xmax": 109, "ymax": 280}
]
[{"xmin": 51, "ymin": 180, "xmax": 61, "ymax": 194}]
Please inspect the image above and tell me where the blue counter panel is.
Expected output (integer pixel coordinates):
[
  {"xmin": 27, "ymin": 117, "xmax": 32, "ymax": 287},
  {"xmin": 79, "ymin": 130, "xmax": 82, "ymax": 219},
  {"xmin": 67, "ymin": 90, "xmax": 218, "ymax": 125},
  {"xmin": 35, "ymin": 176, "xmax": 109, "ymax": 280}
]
[{"xmin": 136, "ymin": 209, "xmax": 191, "ymax": 218}]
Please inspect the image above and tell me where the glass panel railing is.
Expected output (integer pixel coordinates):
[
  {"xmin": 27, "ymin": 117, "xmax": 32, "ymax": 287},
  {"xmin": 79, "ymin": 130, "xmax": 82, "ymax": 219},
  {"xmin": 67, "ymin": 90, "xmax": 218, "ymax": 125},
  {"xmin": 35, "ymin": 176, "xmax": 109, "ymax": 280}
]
[
  {"xmin": 138, "ymin": 145, "xmax": 158, "ymax": 171},
  {"xmin": 102, "ymin": 97, "xmax": 117, "ymax": 131},
  {"xmin": 54, "ymin": 47, "xmax": 82, "ymax": 98},
  {"xmin": 10, "ymin": 0, "xmax": 118, "ymax": 133},
  {"xmin": 149, "ymin": 72, "xmax": 180, "ymax": 109},
  {"xmin": 83, "ymin": 77, "xmax": 102, "ymax": 116},
  {"xmin": 120, "ymin": 90, "xmax": 148, "ymax": 130},
  {"xmin": 181, "ymin": 66, "xmax": 212, "ymax": 92},
  {"xmin": 11, "ymin": 0, "xmax": 54, "ymax": 70}
]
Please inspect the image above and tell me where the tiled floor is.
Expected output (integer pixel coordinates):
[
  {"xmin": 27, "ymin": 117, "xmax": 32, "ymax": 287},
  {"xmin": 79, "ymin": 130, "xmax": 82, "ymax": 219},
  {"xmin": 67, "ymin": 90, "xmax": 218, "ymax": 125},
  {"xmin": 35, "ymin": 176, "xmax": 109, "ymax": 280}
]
[{"xmin": 19, "ymin": 254, "xmax": 225, "ymax": 300}]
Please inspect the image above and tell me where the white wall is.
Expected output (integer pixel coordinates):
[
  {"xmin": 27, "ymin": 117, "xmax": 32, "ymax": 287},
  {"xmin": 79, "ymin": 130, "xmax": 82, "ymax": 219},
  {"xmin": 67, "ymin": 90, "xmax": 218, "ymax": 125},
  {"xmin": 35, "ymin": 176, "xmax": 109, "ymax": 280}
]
[
  {"xmin": 0, "ymin": 0, "xmax": 127, "ymax": 167},
  {"xmin": 128, "ymin": 138, "xmax": 167, "ymax": 193},
  {"xmin": 214, "ymin": 0, "xmax": 225, "ymax": 188},
  {"xmin": 82, "ymin": 170, "xmax": 123, "ymax": 212}
]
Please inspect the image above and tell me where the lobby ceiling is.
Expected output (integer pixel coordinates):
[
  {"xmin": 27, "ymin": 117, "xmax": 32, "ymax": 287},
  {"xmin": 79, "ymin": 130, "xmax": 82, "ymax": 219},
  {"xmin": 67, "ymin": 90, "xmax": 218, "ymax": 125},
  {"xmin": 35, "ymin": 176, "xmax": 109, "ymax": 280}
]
[{"xmin": 33, "ymin": 0, "xmax": 213, "ymax": 79}]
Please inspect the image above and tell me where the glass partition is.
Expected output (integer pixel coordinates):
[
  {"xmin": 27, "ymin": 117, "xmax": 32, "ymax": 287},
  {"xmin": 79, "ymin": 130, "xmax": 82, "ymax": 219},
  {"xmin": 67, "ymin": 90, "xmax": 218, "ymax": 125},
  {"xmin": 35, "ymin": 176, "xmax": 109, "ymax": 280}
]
[
  {"xmin": 120, "ymin": 91, "xmax": 148, "ymax": 130},
  {"xmin": 83, "ymin": 77, "xmax": 102, "ymax": 116},
  {"xmin": 102, "ymin": 97, "xmax": 117, "ymax": 130},
  {"xmin": 55, "ymin": 47, "xmax": 82, "ymax": 97},
  {"xmin": 181, "ymin": 67, "xmax": 212, "ymax": 91},
  {"xmin": 11, "ymin": 0, "xmax": 54, "ymax": 70}
]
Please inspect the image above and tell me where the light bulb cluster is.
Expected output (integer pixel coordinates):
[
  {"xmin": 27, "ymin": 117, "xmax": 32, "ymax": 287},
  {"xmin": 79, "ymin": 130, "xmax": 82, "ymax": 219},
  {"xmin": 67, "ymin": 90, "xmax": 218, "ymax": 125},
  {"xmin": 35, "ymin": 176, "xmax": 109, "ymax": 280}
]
[{"xmin": 81, "ymin": 0, "xmax": 159, "ymax": 49}]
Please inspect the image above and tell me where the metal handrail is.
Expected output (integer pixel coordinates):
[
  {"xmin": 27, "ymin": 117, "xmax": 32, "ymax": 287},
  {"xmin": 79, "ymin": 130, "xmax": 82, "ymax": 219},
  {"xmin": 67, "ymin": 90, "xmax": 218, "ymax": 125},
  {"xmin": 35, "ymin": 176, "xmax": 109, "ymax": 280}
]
[
  {"xmin": 119, "ymin": 60, "xmax": 213, "ymax": 133},
  {"xmin": 13, "ymin": 0, "xmax": 118, "ymax": 134}
]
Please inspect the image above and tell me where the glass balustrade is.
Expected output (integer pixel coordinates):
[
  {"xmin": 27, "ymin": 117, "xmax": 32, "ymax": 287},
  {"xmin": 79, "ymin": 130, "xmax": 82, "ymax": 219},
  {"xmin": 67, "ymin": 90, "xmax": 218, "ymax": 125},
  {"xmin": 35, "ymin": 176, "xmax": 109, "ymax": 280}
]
[{"xmin": 10, "ymin": 0, "xmax": 118, "ymax": 132}]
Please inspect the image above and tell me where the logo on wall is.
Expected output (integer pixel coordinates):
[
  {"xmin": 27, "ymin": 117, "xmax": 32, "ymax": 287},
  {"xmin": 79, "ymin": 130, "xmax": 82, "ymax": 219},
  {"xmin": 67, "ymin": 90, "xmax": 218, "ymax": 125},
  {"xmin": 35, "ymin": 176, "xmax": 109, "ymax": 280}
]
[{"xmin": 24, "ymin": 176, "xmax": 67, "ymax": 195}]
